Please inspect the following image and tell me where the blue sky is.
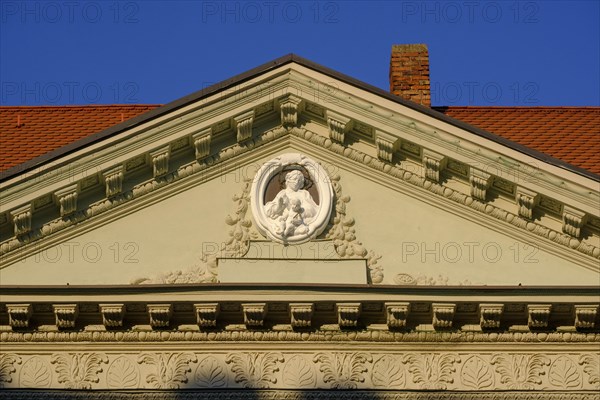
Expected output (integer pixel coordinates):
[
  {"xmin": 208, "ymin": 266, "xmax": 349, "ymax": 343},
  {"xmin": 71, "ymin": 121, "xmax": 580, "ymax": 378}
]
[{"xmin": 1, "ymin": 0, "xmax": 599, "ymax": 106}]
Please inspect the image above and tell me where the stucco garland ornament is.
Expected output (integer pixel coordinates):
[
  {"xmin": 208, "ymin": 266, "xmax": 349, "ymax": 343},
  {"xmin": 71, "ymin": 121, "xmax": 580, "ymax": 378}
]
[{"xmin": 251, "ymin": 153, "xmax": 333, "ymax": 245}]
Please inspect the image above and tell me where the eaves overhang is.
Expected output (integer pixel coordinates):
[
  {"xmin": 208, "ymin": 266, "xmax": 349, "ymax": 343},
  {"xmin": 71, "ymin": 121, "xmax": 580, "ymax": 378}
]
[{"xmin": 1, "ymin": 54, "xmax": 598, "ymax": 183}]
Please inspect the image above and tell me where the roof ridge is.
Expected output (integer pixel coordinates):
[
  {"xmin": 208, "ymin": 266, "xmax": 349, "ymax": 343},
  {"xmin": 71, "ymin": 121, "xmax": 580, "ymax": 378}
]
[{"xmin": 0, "ymin": 104, "xmax": 161, "ymax": 110}]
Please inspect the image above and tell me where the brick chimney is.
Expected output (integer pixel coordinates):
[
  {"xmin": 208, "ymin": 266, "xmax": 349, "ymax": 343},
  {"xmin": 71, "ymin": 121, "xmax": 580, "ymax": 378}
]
[{"xmin": 389, "ymin": 44, "xmax": 431, "ymax": 107}]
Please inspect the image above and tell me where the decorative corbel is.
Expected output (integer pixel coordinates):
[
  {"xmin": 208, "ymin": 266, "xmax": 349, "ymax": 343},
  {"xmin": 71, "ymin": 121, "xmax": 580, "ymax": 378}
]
[
  {"xmin": 289, "ymin": 303, "xmax": 314, "ymax": 329},
  {"xmin": 242, "ymin": 303, "xmax": 266, "ymax": 328},
  {"xmin": 574, "ymin": 305, "xmax": 598, "ymax": 330},
  {"xmin": 375, "ymin": 131, "xmax": 399, "ymax": 162},
  {"xmin": 192, "ymin": 127, "xmax": 212, "ymax": 160},
  {"xmin": 147, "ymin": 304, "xmax": 172, "ymax": 328},
  {"xmin": 99, "ymin": 304, "xmax": 125, "ymax": 328},
  {"xmin": 385, "ymin": 302, "xmax": 410, "ymax": 330},
  {"xmin": 53, "ymin": 304, "xmax": 78, "ymax": 329},
  {"xmin": 149, "ymin": 146, "xmax": 170, "ymax": 178},
  {"xmin": 54, "ymin": 184, "xmax": 79, "ymax": 217},
  {"xmin": 562, "ymin": 206, "xmax": 587, "ymax": 238},
  {"xmin": 102, "ymin": 165, "xmax": 124, "ymax": 198},
  {"xmin": 234, "ymin": 110, "xmax": 255, "ymax": 143},
  {"xmin": 10, "ymin": 204, "xmax": 32, "ymax": 236},
  {"xmin": 527, "ymin": 304, "xmax": 551, "ymax": 329},
  {"xmin": 432, "ymin": 303, "xmax": 456, "ymax": 330},
  {"xmin": 7, "ymin": 304, "xmax": 32, "ymax": 329},
  {"xmin": 422, "ymin": 149, "xmax": 447, "ymax": 183},
  {"xmin": 337, "ymin": 302, "xmax": 361, "ymax": 328},
  {"xmin": 326, "ymin": 110, "xmax": 352, "ymax": 144},
  {"xmin": 279, "ymin": 95, "xmax": 302, "ymax": 129},
  {"xmin": 469, "ymin": 168, "xmax": 492, "ymax": 201},
  {"xmin": 194, "ymin": 303, "xmax": 220, "ymax": 328},
  {"xmin": 479, "ymin": 303, "xmax": 504, "ymax": 330},
  {"xmin": 515, "ymin": 187, "xmax": 539, "ymax": 220}
]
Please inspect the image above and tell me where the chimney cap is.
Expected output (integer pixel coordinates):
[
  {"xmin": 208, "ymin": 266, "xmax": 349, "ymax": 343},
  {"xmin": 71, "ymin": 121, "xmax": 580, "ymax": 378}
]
[{"xmin": 392, "ymin": 44, "xmax": 428, "ymax": 52}]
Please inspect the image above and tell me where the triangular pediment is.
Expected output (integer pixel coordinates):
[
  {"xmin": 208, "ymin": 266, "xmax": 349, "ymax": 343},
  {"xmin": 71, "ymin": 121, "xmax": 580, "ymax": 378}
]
[{"xmin": 1, "ymin": 56, "xmax": 599, "ymax": 288}]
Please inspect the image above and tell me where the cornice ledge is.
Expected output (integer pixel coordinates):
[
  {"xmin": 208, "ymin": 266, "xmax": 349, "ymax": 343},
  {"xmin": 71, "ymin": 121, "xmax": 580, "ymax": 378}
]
[
  {"xmin": 1, "ymin": 126, "xmax": 599, "ymax": 269},
  {"xmin": 289, "ymin": 128, "xmax": 600, "ymax": 264},
  {"xmin": 1, "ymin": 329, "xmax": 598, "ymax": 343}
]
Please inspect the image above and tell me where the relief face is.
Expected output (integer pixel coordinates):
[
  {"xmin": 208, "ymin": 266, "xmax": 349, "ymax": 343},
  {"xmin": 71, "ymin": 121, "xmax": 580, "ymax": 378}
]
[{"xmin": 251, "ymin": 154, "xmax": 333, "ymax": 244}]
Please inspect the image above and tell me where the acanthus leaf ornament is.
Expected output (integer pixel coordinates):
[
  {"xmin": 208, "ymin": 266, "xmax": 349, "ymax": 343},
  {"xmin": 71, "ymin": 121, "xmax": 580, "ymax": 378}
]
[
  {"xmin": 0, "ymin": 353, "xmax": 21, "ymax": 388},
  {"xmin": 137, "ymin": 352, "xmax": 197, "ymax": 389},
  {"xmin": 50, "ymin": 352, "xmax": 108, "ymax": 389},
  {"xmin": 402, "ymin": 353, "xmax": 460, "ymax": 390},
  {"xmin": 579, "ymin": 354, "xmax": 600, "ymax": 389},
  {"xmin": 225, "ymin": 352, "xmax": 284, "ymax": 388},
  {"xmin": 313, "ymin": 352, "xmax": 373, "ymax": 389},
  {"xmin": 491, "ymin": 353, "xmax": 550, "ymax": 390},
  {"xmin": 251, "ymin": 153, "xmax": 333, "ymax": 245}
]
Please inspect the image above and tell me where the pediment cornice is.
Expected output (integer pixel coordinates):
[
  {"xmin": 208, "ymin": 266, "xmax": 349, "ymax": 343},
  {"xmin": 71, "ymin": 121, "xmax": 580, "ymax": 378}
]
[{"xmin": 1, "ymin": 63, "xmax": 599, "ymax": 270}]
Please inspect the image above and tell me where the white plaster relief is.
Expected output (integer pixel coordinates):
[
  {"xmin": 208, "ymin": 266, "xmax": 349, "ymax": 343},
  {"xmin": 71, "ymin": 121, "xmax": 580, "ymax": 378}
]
[
  {"xmin": 2, "ymin": 351, "xmax": 600, "ymax": 391},
  {"xmin": 147, "ymin": 304, "xmax": 172, "ymax": 328},
  {"xmin": 53, "ymin": 304, "xmax": 78, "ymax": 329},
  {"xmin": 50, "ymin": 352, "xmax": 108, "ymax": 389},
  {"xmin": 149, "ymin": 146, "xmax": 170, "ymax": 178},
  {"xmin": 99, "ymin": 304, "xmax": 125, "ymax": 328},
  {"xmin": 137, "ymin": 352, "xmax": 197, "ymax": 389},
  {"xmin": 563, "ymin": 206, "xmax": 587, "ymax": 238},
  {"xmin": 242, "ymin": 303, "xmax": 266, "ymax": 328},
  {"xmin": 279, "ymin": 95, "xmax": 302, "ymax": 129},
  {"xmin": 2, "ymin": 126, "xmax": 599, "ymax": 268},
  {"xmin": 375, "ymin": 130, "xmax": 398, "ymax": 162},
  {"xmin": 191, "ymin": 127, "xmax": 211, "ymax": 160},
  {"xmin": 326, "ymin": 110, "xmax": 351, "ymax": 143},
  {"xmin": 9, "ymin": 204, "xmax": 31, "ymax": 236},
  {"xmin": 516, "ymin": 186, "xmax": 540, "ymax": 220},
  {"xmin": 574, "ymin": 305, "xmax": 598, "ymax": 330},
  {"xmin": 337, "ymin": 303, "xmax": 361, "ymax": 328},
  {"xmin": 251, "ymin": 153, "xmax": 333, "ymax": 245},
  {"xmin": 528, "ymin": 304, "xmax": 552, "ymax": 329},
  {"xmin": 54, "ymin": 185, "xmax": 79, "ymax": 217},
  {"xmin": 102, "ymin": 166, "xmax": 124, "ymax": 198},
  {"xmin": 385, "ymin": 302, "xmax": 410, "ymax": 329},
  {"xmin": 479, "ymin": 304, "xmax": 504, "ymax": 330},
  {"xmin": 225, "ymin": 352, "xmax": 284, "ymax": 388},
  {"xmin": 234, "ymin": 110, "xmax": 254, "ymax": 143},
  {"xmin": 194, "ymin": 303, "xmax": 220, "ymax": 328},
  {"xmin": 6, "ymin": 303, "xmax": 32, "ymax": 329},
  {"xmin": 432, "ymin": 303, "xmax": 456, "ymax": 330},
  {"xmin": 422, "ymin": 149, "xmax": 447, "ymax": 183},
  {"xmin": 289, "ymin": 303, "xmax": 313, "ymax": 329},
  {"xmin": 469, "ymin": 168, "xmax": 492, "ymax": 201}
]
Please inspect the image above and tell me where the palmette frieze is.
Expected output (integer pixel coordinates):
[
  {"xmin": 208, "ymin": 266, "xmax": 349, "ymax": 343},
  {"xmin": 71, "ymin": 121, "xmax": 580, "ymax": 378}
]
[
  {"xmin": 2, "ymin": 126, "xmax": 599, "ymax": 267},
  {"xmin": 1, "ymin": 351, "xmax": 599, "ymax": 391}
]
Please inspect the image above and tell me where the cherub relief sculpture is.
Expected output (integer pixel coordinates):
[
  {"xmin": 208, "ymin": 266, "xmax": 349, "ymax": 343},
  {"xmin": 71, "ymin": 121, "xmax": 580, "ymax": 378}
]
[
  {"xmin": 251, "ymin": 153, "xmax": 333, "ymax": 244},
  {"xmin": 264, "ymin": 170, "xmax": 318, "ymax": 238}
]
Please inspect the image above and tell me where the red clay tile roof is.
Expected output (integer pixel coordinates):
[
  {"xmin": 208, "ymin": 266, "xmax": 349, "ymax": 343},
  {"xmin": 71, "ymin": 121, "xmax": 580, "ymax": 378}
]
[
  {"xmin": 0, "ymin": 105, "xmax": 160, "ymax": 173},
  {"xmin": 433, "ymin": 107, "xmax": 600, "ymax": 175},
  {"xmin": 1, "ymin": 105, "xmax": 599, "ymax": 175}
]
